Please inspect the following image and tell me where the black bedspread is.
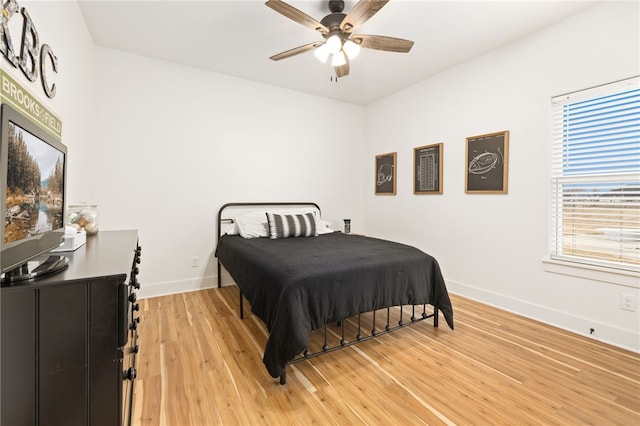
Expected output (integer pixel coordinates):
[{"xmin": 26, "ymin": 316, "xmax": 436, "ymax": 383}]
[{"xmin": 215, "ymin": 232, "xmax": 454, "ymax": 378}]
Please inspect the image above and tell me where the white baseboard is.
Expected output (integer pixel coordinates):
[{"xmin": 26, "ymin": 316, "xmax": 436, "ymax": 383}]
[
  {"xmin": 446, "ymin": 279, "xmax": 639, "ymax": 353},
  {"xmin": 137, "ymin": 273, "xmax": 236, "ymax": 299}
]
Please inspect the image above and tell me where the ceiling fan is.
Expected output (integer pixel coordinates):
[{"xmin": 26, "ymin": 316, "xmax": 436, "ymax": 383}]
[{"xmin": 266, "ymin": 0, "xmax": 414, "ymax": 78}]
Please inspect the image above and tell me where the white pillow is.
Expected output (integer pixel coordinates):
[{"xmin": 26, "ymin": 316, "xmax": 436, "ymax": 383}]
[
  {"xmin": 235, "ymin": 211, "xmax": 269, "ymax": 239},
  {"xmin": 224, "ymin": 223, "xmax": 239, "ymax": 235},
  {"xmin": 317, "ymin": 220, "xmax": 334, "ymax": 235}
]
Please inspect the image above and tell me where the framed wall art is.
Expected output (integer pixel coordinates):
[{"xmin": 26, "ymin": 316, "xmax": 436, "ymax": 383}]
[
  {"xmin": 465, "ymin": 131, "xmax": 509, "ymax": 194},
  {"xmin": 414, "ymin": 143, "xmax": 443, "ymax": 194},
  {"xmin": 375, "ymin": 152, "xmax": 396, "ymax": 195}
]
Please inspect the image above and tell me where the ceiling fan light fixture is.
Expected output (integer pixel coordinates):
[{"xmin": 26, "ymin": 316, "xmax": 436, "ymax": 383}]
[
  {"xmin": 325, "ymin": 34, "xmax": 342, "ymax": 54},
  {"xmin": 332, "ymin": 50, "xmax": 347, "ymax": 66},
  {"xmin": 314, "ymin": 43, "xmax": 330, "ymax": 63},
  {"xmin": 343, "ymin": 39, "xmax": 360, "ymax": 60}
]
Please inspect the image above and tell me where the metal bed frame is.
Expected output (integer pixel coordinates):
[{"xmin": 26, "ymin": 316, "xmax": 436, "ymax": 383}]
[{"xmin": 216, "ymin": 202, "xmax": 440, "ymax": 385}]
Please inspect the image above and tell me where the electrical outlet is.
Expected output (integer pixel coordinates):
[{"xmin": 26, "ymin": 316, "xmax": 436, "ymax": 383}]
[
  {"xmin": 191, "ymin": 256, "xmax": 199, "ymax": 268},
  {"xmin": 620, "ymin": 294, "xmax": 636, "ymax": 312}
]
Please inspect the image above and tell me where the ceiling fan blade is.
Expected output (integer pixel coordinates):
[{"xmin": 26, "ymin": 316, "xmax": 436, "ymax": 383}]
[
  {"xmin": 266, "ymin": 0, "xmax": 328, "ymax": 34},
  {"xmin": 352, "ymin": 34, "xmax": 414, "ymax": 53},
  {"xmin": 334, "ymin": 58, "xmax": 350, "ymax": 78},
  {"xmin": 269, "ymin": 42, "xmax": 323, "ymax": 61},
  {"xmin": 340, "ymin": 0, "xmax": 389, "ymax": 33}
]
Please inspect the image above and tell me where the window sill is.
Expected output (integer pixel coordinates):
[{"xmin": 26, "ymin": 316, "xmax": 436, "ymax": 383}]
[{"xmin": 543, "ymin": 258, "xmax": 640, "ymax": 289}]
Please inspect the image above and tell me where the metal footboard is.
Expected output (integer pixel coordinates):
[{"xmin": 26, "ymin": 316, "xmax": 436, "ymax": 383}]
[
  {"xmin": 238, "ymin": 289, "xmax": 439, "ymax": 385},
  {"xmin": 282, "ymin": 303, "xmax": 439, "ymax": 385}
]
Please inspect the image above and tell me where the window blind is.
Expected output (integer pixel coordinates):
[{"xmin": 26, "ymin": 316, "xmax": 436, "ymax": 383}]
[{"xmin": 550, "ymin": 77, "xmax": 640, "ymax": 272}]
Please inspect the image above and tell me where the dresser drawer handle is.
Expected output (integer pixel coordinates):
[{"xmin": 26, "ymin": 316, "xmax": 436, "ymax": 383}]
[{"xmin": 123, "ymin": 367, "xmax": 137, "ymax": 381}]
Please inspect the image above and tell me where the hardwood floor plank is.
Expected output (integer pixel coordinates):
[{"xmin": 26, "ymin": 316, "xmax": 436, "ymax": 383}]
[{"xmin": 132, "ymin": 287, "xmax": 640, "ymax": 425}]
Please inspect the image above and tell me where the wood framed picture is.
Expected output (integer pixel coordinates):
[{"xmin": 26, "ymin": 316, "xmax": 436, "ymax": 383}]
[
  {"xmin": 465, "ymin": 131, "xmax": 509, "ymax": 194},
  {"xmin": 375, "ymin": 152, "xmax": 396, "ymax": 195},
  {"xmin": 414, "ymin": 143, "xmax": 443, "ymax": 194}
]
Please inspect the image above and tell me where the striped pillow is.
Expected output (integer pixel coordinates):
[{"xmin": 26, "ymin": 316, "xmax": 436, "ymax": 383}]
[{"xmin": 266, "ymin": 212, "xmax": 317, "ymax": 239}]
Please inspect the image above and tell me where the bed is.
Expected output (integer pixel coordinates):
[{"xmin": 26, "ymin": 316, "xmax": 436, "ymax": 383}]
[{"xmin": 215, "ymin": 202, "xmax": 454, "ymax": 384}]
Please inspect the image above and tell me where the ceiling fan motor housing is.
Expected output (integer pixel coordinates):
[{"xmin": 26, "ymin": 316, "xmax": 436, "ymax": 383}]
[
  {"xmin": 321, "ymin": 1, "xmax": 346, "ymax": 43},
  {"xmin": 321, "ymin": 13, "xmax": 347, "ymax": 36}
]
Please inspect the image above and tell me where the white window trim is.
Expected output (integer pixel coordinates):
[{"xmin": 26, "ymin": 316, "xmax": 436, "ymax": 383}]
[{"xmin": 543, "ymin": 257, "xmax": 640, "ymax": 289}]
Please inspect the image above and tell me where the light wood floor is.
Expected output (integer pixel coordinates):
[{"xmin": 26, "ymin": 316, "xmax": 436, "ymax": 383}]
[{"xmin": 132, "ymin": 286, "xmax": 640, "ymax": 425}]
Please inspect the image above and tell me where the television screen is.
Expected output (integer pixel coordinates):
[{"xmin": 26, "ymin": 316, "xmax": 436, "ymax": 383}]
[
  {"xmin": 1, "ymin": 103, "xmax": 68, "ymax": 280},
  {"xmin": 5, "ymin": 121, "xmax": 65, "ymax": 244}
]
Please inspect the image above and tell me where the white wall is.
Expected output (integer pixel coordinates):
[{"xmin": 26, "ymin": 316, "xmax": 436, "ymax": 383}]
[
  {"xmin": 91, "ymin": 47, "xmax": 365, "ymax": 297},
  {"xmin": 364, "ymin": 1, "xmax": 640, "ymax": 351}
]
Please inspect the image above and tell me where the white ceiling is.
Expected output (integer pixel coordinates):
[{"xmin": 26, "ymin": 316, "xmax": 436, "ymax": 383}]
[{"xmin": 78, "ymin": 0, "xmax": 595, "ymax": 106}]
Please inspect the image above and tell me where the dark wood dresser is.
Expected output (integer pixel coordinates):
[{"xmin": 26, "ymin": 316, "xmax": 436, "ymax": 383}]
[{"xmin": 1, "ymin": 230, "xmax": 141, "ymax": 426}]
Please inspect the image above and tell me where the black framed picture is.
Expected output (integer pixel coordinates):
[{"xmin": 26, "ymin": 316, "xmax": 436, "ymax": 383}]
[
  {"xmin": 465, "ymin": 131, "xmax": 509, "ymax": 194},
  {"xmin": 414, "ymin": 143, "xmax": 443, "ymax": 194},
  {"xmin": 375, "ymin": 152, "xmax": 396, "ymax": 195}
]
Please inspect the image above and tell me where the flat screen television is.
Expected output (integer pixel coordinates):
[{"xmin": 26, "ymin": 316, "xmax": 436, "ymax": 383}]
[{"xmin": 1, "ymin": 103, "xmax": 68, "ymax": 284}]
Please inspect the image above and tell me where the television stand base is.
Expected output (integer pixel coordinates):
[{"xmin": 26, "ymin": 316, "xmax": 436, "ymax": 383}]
[{"xmin": 1, "ymin": 255, "xmax": 69, "ymax": 286}]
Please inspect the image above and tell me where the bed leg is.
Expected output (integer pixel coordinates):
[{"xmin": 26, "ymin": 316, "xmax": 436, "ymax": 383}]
[
  {"xmin": 323, "ymin": 326, "xmax": 329, "ymax": 351},
  {"xmin": 279, "ymin": 370, "xmax": 287, "ymax": 385},
  {"xmin": 239, "ymin": 288, "xmax": 244, "ymax": 319},
  {"xmin": 372, "ymin": 310, "xmax": 377, "ymax": 336},
  {"xmin": 434, "ymin": 307, "xmax": 439, "ymax": 328},
  {"xmin": 385, "ymin": 307, "xmax": 391, "ymax": 331},
  {"xmin": 217, "ymin": 261, "xmax": 222, "ymax": 288}
]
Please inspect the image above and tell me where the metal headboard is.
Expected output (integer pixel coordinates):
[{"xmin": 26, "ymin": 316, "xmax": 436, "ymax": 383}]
[{"xmin": 216, "ymin": 202, "xmax": 321, "ymax": 288}]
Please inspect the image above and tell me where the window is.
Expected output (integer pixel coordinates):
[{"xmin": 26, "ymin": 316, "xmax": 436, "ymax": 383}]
[{"xmin": 550, "ymin": 77, "xmax": 640, "ymax": 272}]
